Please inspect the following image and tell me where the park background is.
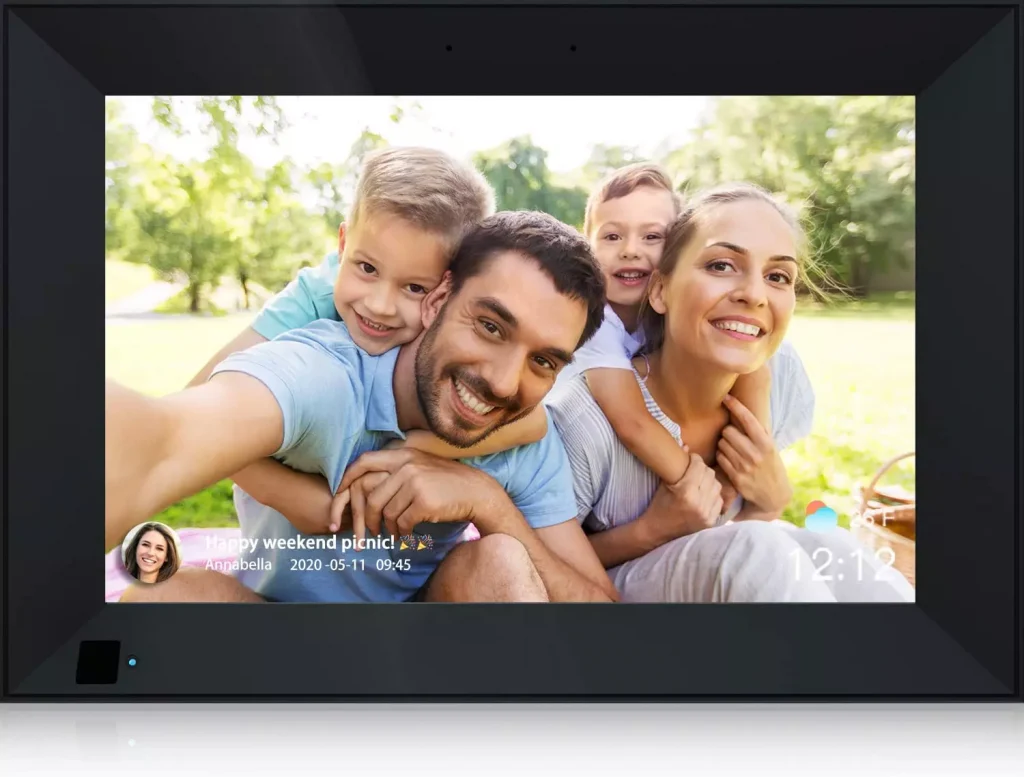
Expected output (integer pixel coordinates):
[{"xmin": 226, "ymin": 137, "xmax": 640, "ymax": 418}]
[{"xmin": 105, "ymin": 95, "xmax": 916, "ymax": 529}]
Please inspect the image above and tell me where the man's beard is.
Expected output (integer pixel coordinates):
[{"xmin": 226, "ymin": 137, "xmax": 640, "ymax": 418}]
[{"xmin": 414, "ymin": 308, "xmax": 529, "ymax": 449}]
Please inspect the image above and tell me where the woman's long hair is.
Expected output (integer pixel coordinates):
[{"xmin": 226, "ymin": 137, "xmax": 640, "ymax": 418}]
[
  {"xmin": 123, "ymin": 522, "xmax": 181, "ymax": 583},
  {"xmin": 638, "ymin": 182, "xmax": 831, "ymax": 357}
]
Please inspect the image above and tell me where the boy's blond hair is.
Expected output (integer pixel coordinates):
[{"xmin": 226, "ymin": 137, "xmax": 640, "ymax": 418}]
[
  {"xmin": 350, "ymin": 146, "xmax": 496, "ymax": 251},
  {"xmin": 583, "ymin": 162, "xmax": 684, "ymax": 236}
]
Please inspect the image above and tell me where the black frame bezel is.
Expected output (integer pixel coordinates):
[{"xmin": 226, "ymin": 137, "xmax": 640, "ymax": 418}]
[{"xmin": 2, "ymin": 0, "xmax": 1021, "ymax": 700}]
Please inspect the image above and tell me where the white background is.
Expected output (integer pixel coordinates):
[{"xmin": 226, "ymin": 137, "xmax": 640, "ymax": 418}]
[
  {"xmin": 2, "ymin": 704, "xmax": 1021, "ymax": 775},
  {"xmin": 115, "ymin": 95, "xmax": 711, "ymax": 172}
]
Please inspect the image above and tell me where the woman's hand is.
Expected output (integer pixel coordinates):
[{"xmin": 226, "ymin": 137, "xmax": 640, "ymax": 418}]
[
  {"xmin": 712, "ymin": 464, "xmax": 739, "ymax": 512},
  {"xmin": 639, "ymin": 452, "xmax": 724, "ymax": 545},
  {"xmin": 717, "ymin": 394, "xmax": 792, "ymax": 516}
]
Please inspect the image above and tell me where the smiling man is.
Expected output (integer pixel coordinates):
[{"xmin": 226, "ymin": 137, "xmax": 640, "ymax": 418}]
[{"xmin": 105, "ymin": 211, "xmax": 618, "ymax": 603}]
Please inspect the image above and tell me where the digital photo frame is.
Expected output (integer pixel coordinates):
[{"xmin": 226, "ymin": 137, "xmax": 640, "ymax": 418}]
[{"xmin": 3, "ymin": 0, "xmax": 1022, "ymax": 700}]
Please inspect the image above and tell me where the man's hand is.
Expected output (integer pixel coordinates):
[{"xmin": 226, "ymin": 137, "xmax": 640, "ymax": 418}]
[
  {"xmin": 639, "ymin": 452, "xmax": 724, "ymax": 545},
  {"xmin": 717, "ymin": 394, "xmax": 792, "ymax": 515},
  {"xmin": 336, "ymin": 449, "xmax": 511, "ymax": 544},
  {"xmin": 337, "ymin": 450, "xmax": 615, "ymax": 603}
]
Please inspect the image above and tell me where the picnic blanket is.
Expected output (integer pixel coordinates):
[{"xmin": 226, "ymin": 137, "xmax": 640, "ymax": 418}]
[{"xmin": 105, "ymin": 525, "xmax": 481, "ymax": 602}]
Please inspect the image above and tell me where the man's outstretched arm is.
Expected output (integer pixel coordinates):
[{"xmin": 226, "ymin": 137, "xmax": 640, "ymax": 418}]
[{"xmin": 105, "ymin": 374, "xmax": 284, "ymax": 550}]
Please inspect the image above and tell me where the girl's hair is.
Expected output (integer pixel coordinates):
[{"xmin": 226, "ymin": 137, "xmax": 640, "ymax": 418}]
[
  {"xmin": 123, "ymin": 522, "xmax": 181, "ymax": 583},
  {"xmin": 639, "ymin": 182, "xmax": 834, "ymax": 356},
  {"xmin": 583, "ymin": 162, "xmax": 684, "ymax": 237}
]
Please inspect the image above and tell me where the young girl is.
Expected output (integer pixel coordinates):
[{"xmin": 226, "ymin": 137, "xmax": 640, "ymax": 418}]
[{"xmin": 549, "ymin": 164, "xmax": 775, "ymax": 507}]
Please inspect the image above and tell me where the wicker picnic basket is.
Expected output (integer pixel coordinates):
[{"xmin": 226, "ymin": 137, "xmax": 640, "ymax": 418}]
[{"xmin": 852, "ymin": 452, "xmax": 916, "ymax": 588}]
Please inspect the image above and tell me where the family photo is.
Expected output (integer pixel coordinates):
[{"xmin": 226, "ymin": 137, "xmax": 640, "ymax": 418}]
[{"xmin": 104, "ymin": 95, "xmax": 917, "ymax": 604}]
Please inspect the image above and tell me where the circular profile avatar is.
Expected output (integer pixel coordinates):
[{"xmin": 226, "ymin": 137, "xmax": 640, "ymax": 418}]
[{"xmin": 121, "ymin": 521, "xmax": 181, "ymax": 584}]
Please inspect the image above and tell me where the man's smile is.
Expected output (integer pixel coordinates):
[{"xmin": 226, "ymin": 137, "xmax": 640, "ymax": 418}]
[{"xmin": 450, "ymin": 377, "xmax": 498, "ymax": 423}]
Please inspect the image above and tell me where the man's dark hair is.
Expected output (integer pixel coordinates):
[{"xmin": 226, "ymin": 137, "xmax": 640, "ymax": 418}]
[{"xmin": 448, "ymin": 211, "xmax": 606, "ymax": 348}]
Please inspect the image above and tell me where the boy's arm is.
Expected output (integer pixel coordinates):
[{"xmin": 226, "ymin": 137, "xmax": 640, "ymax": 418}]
[
  {"xmin": 232, "ymin": 459, "xmax": 336, "ymax": 535},
  {"xmin": 187, "ymin": 254, "xmax": 338, "ymax": 388},
  {"xmin": 585, "ymin": 368, "xmax": 690, "ymax": 484},
  {"xmin": 105, "ymin": 375, "xmax": 284, "ymax": 550},
  {"xmin": 187, "ymin": 327, "xmax": 268, "ymax": 388},
  {"xmin": 185, "ymin": 255, "xmax": 339, "ymax": 388},
  {"xmin": 400, "ymin": 406, "xmax": 548, "ymax": 459}
]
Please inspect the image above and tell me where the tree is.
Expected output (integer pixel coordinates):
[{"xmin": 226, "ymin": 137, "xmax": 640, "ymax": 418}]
[
  {"xmin": 664, "ymin": 96, "xmax": 915, "ymax": 293},
  {"xmin": 306, "ymin": 162, "xmax": 348, "ymax": 236},
  {"xmin": 152, "ymin": 96, "xmax": 287, "ymax": 149},
  {"xmin": 581, "ymin": 144, "xmax": 644, "ymax": 186},
  {"xmin": 239, "ymin": 160, "xmax": 325, "ymax": 309},
  {"xmin": 474, "ymin": 136, "xmax": 588, "ymax": 228},
  {"xmin": 347, "ymin": 127, "xmax": 388, "ymax": 171},
  {"xmin": 305, "ymin": 128, "xmax": 388, "ymax": 234},
  {"xmin": 135, "ymin": 97, "xmax": 323, "ymax": 309},
  {"xmin": 120, "ymin": 153, "xmax": 238, "ymax": 312},
  {"xmin": 107, "ymin": 97, "xmax": 318, "ymax": 311},
  {"xmin": 105, "ymin": 100, "xmax": 141, "ymax": 259}
]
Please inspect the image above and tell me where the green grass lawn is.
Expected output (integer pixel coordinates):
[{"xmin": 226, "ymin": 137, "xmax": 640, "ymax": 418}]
[
  {"xmin": 106, "ymin": 299, "xmax": 914, "ymax": 530},
  {"xmin": 105, "ymin": 260, "xmax": 157, "ymax": 303},
  {"xmin": 105, "ymin": 314, "xmax": 256, "ymax": 397},
  {"xmin": 106, "ymin": 314, "xmax": 257, "ymax": 527},
  {"xmin": 795, "ymin": 291, "xmax": 916, "ymax": 321},
  {"xmin": 780, "ymin": 311, "xmax": 915, "ymax": 526}
]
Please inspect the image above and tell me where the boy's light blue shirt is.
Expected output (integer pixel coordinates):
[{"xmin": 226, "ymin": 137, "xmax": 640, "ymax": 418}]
[
  {"xmin": 252, "ymin": 252, "xmax": 341, "ymax": 340},
  {"xmin": 211, "ymin": 319, "xmax": 579, "ymax": 603}
]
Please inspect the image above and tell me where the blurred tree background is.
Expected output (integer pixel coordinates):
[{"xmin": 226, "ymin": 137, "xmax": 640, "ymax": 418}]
[
  {"xmin": 105, "ymin": 95, "xmax": 916, "ymax": 533},
  {"xmin": 664, "ymin": 96, "xmax": 915, "ymax": 294},
  {"xmin": 106, "ymin": 95, "xmax": 915, "ymax": 309}
]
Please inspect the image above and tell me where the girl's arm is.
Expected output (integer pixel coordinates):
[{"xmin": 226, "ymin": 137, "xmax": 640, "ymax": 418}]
[
  {"xmin": 729, "ymin": 363, "xmax": 772, "ymax": 433},
  {"xmin": 586, "ymin": 452, "xmax": 719, "ymax": 568},
  {"xmin": 587, "ymin": 517, "xmax": 665, "ymax": 569},
  {"xmin": 232, "ymin": 458, "xmax": 337, "ymax": 535},
  {"xmin": 716, "ymin": 393, "xmax": 792, "ymax": 522},
  {"xmin": 585, "ymin": 368, "xmax": 691, "ymax": 484},
  {"xmin": 712, "ymin": 365, "xmax": 770, "ymax": 515},
  {"xmin": 399, "ymin": 405, "xmax": 549, "ymax": 459}
]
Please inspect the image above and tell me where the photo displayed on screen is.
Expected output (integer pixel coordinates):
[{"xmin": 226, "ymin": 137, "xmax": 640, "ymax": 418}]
[{"xmin": 105, "ymin": 96, "xmax": 916, "ymax": 604}]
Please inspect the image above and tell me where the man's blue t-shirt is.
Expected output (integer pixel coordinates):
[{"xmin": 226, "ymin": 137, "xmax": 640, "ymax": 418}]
[{"xmin": 211, "ymin": 319, "xmax": 578, "ymax": 603}]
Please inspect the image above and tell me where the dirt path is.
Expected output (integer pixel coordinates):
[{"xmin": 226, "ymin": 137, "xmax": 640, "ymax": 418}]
[{"xmin": 105, "ymin": 281, "xmax": 185, "ymax": 317}]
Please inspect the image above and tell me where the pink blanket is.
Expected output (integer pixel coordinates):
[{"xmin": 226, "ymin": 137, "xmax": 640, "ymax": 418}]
[{"xmin": 106, "ymin": 525, "xmax": 481, "ymax": 602}]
